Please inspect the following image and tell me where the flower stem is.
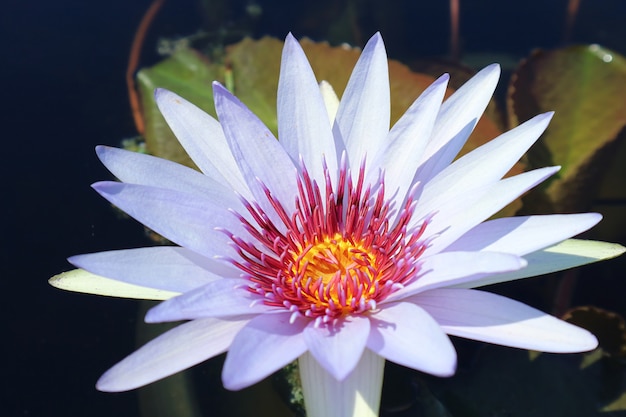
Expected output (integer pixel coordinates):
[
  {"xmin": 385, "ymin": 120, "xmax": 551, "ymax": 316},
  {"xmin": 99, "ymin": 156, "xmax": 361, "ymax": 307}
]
[{"xmin": 298, "ymin": 350, "xmax": 384, "ymax": 417}]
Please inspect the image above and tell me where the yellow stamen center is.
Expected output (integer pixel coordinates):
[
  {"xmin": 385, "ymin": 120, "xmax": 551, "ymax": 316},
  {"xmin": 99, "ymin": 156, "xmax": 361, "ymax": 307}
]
[{"xmin": 290, "ymin": 234, "xmax": 379, "ymax": 312}]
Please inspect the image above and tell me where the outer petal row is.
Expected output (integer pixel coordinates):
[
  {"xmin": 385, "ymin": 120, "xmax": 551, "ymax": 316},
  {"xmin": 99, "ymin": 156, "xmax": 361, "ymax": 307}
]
[
  {"xmin": 69, "ymin": 246, "xmax": 237, "ymax": 293},
  {"xmin": 222, "ymin": 313, "xmax": 308, "ymax": 390},
  {"xmin": 457, "ymin": 239, "xmax": 626, "ymax": 288},
  {"xmin": 95, "ymin": 145, "xmax": 240, "ymax": 210},
  {"xmin": 385, "ymin": 250, "xmax": 527, "ymax": 302},
  {"xmin": 92, "ymin": 182, "xmax": 245, "ymax": 259},
  {"xmin": 367, "ymin": 302, "xmax": 456, "ymax": 377},
  {"xmin": 303, "ymin": 315, "xmax": 370, "ymax": 380},
  {"xmin": 420, "ymin": 166, "xmax": 561, "ymax": 255},
  {"xmin": 446, "ymin": 213, "xmax": 602, "ymax": 256},
  {"xmin": 413, "ymin": 288, "xmax": 598, "ymax": 352},
  {"xmin": 49, "ymin": 269, "xmax": 180, "ymax": 300},
  {"xmin": 145, "ymin": 279, "xmax": 279, "ymax": 322},
  {"xmin": 97, "ymin": 317, "xmax": 249, "ymax": 392}
]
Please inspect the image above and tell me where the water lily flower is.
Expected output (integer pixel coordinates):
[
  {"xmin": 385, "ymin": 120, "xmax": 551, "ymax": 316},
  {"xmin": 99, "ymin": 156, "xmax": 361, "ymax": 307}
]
[{"xmin": 52, "ymin": 33, "xmax": 625, "ymax": 417}]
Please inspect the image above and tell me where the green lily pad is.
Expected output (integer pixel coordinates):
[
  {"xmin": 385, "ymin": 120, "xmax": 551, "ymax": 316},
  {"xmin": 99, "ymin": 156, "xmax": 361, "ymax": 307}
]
[{"xmin": 508, "ymin": 45, "xmax": 626, "ymax": 213}]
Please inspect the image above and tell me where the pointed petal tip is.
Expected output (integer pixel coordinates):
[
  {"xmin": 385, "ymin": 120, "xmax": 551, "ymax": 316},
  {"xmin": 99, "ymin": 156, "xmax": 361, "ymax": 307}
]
[
  {"xmin": 154, "ymin": 89, "xmax": 197, "ymax": 117},
  {"xmin": 94, "ymin": 144, "xmax": 124, "ymax": 165},
  {"xmin": 426, "ymin": 73, "xmax": 451, "ymax": 95},
  {"xmin": 222, "ymin": 372, "xmax": 248, "ymax": 391},
  {"xmin": 95, "ymin": 377, "xmax": 115, "ymax": 393},
  {"xmin": 472, "ymin": 63, "xmax": 501, "ymax": 86},
  {"xmin": 96, "ymin": 367, "xmax": 153, "ymax": 393},
  {"xmin": 588, "ymin": 211, "xmax": 603, "ymax": 226},
  {"xmin": 96, "ymin": 369, "xmax": 131, "ymax": 393},
  {"xmin": 434, "ymin": 357, "xmax": 457, "ymax": 377},
  {"xmin": 537, "ymin": 323, "xmax": 599, "ymax": 353},
  {"xmin": 534, "ymin": 165, "xmax": 561, "ymax": 177},
  {"xmin": 144, "ymin": 304, "xmax": 163, "ymax": 323},
  {"xmin": 212, "ymin": 81, "xmax": 230, "ymax": 97},
  {"xmin": 365, "ymin": 31, "xmax": 385, "ymax": 49},
  {"xmin": 426, "ymin": 73, "xmax": 450, "ymax": 91},
  {"xmin": 524, "ymin": 111, "xmax": 554, "ymax": 127},
  {"xmin": 94, "ymin": 145, "xmax": 109, "ymax": 163},
  {"xmin": 212, "ymin": 81, "xmax": 239, "ymax": 107},
  {"xmin": 91, "ymin": 180, "xmax": 120, "ymax": 194},
  {"xmin": 66, "ymin": 254, "xmax": 80, "ymax": 267},
  {"xmin": 90, "ymin": 181, "xmax": 107, "ymax": 192},
  {"xmin": 285, "ymin": 32, "xmax": 297, "ymax": 43},
  {"xmin": 578, "ymin": 331, "xmax": 599, "ymax": 352},
  {"xmin": 484, "ymin": 62, "xmax": 501, "ymax": 74},
  {"xmin": 154, "ymin": 87, "xmax": 173, "ymax": 102},
  {"xmin": 321, "ymin": 356, "xmax": 358, "ymax": 382}
]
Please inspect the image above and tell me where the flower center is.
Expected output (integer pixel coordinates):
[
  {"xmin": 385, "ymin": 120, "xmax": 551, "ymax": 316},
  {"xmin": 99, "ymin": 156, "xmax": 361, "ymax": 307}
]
[
  {"xmin": 287, "ymin": 234, "xmax": 379, "ymax": 315},
  {"xmin": 228, "ymin": 160, "xmax": 429, "ymax": 325}
]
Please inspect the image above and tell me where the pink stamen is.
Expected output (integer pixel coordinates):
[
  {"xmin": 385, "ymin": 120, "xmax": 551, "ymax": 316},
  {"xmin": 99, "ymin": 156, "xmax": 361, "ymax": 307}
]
[{"xmin": 233, "ymin": 159, "xmax": 432, "ymax": 321}]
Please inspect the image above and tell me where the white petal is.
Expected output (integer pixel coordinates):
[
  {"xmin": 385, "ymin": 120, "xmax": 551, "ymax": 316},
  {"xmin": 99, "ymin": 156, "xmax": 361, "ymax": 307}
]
[
  {"xmin": 384, "ymin": 251, "xmax": 526, "ymax": 302},
  {"xmin": 145, "ymin": 279, "xmax": 275, "ymax": 322},
  {"xmin": 95, "ymin": 146, "xmax": 252, "ymax": 240},
  {"xmin": 368, "ymin": 74, "xmax": 448, "ymax": 205},
  {"xmin": 445, "ymin": 213, "xmax": 602, "ymax": 255},
  {"xmin": 154, "ymin": 89, "xmax": 251, "ymax": 198},
  {"xmin": 419, "ymin": 113, "xmax": 553, "ymax": 210},
  {"xmin": 413, "ymin": 288, "xmax": 598, "ymax": 352},
  {"xmin": 419, "ymin": 166, "xmax": 560, "ymax": 255},
  {"xmin": 415, "ymin": 64, "xmax": 500, "ymax": 183},
  {"xmin": 455, "ymin": 239, "xmax": 626, "ymax": 288},
  {"xmin": 49, "ymin": 269, "xmax": 179, "ymax": 300},
  {"xmin": 335, "ymin": 33, "xmax": 390, "ymax": 167},
  {"xmin": 303, "ymin": 315, "xmax": 370, "ymax": 380},
  {"xmin": 95, "ymin": 146, "xmax": 238, "ymax": 206},
  {"xmin": 222, "ymin": 313, "xmax": 308, "ymax": 390},
  {"xmin": 69, "ymin": 247, "xmax": 235, "ymax": 293},
  {"xmin": 278, "ymin": 34, "xmax": 338, "ymax": 186},
  {"xmin": 213, "ymin": 82, "xmax": 299, "ymax": 217},
  {"xmin": 97, "ymin": 318, "xmax": 248, "ymax": 392},
  {"xmin": 92, "ymin": 182, "xmax": 241, "ymax": 258},
  {"xmin": 367, "ymin": 302, "xmax": 456, "ymax": 377},
  {"xmin": 92, "ymin": 182, "xmax": 243, "ymax": 259}
]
